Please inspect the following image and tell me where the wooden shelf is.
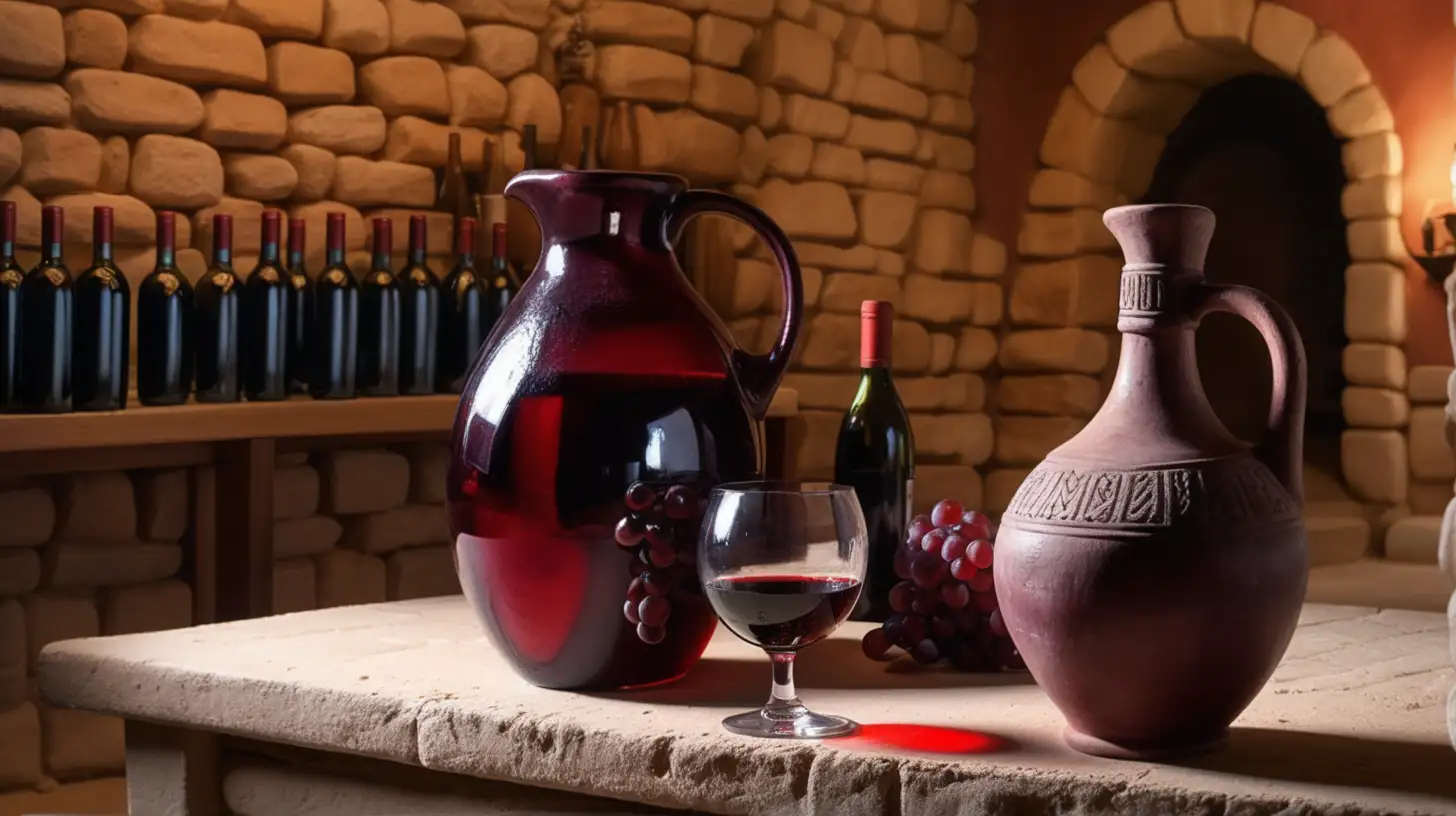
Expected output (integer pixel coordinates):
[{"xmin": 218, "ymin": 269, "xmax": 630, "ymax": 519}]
[{"xmin": 0, "ymin": 389, "xmax": 799, "ymax": 454}]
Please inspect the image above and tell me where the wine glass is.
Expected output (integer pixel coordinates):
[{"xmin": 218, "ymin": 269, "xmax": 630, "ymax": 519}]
[{"xmin": 697, "ymin": 481, "xmax": 868, "ymax": 739}]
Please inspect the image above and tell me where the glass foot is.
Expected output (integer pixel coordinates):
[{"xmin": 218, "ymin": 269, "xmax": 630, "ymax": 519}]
[{"xmin": 721, "ymin": 706, "xmax": 858, "ymax": 739}]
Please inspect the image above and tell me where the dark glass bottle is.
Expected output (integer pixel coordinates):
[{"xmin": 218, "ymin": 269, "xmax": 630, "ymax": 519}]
[
  {"xmin": 522, "ymin": 123, "xmax": 537, "ymax": 171},
  {"xmin": 0, "ymin": 201, "xmax": 21, "ymax": 412},
  {"xmin": 72, "ymin": 206, "xmax": 130, "ymax": 411},
  {"xmin": 398, "ymin": 214, "xmax": 438, "ymax": 396},
  {"xmin": 285, "ymin": 217, "xmax": 310, "ymax": 394},
  {"xmin": 310, "ymin": 212, "xmax": 358, "ymax": 400},
  {"xmin": 137, "ymin": 211, "xmax": 195, "ymax": 406},
  {"xmin": 357, "ymin": 217, "xmax": 400, "ymax": 397},
  {"xmin": 241, "ymin": 210, "xmax": 288, "ymax": 402},
  {"xmin": 485, "ymin": 222, "xmax": 516, "ymax": 328},
  {"xmin": 18, "ymin": 206, "xmax": 72, "ymax": 413},
  {"xmin": 437, "ymin": 132, "xmax": 473, "ymax": 225},
  {"xmin": 834, "ymin": 300, "xmax": 915, "ymax": 622},
  {"xmin": 195, "ymin": 213, "xmax": 241, "ymax": 403},
  {"xmin": 436, "ymin": 216, "xmax": 487, "ymax": 394}
]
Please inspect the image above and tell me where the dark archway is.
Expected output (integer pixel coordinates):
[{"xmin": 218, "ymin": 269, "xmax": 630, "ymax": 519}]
[{"xmin": 1143, "ymin": 74, "xmax": 1349, "ymax": 475}]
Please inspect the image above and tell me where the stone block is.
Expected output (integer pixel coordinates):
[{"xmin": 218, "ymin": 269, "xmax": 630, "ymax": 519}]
[
  {"xmin": 341, "ymin": 504, "xmax": 449, "ymax": 555},
  {"xmin": 322, "ymin": 0, "xmax": 389, "ymax": 56},
  {"xmin": 445, "ymin": 64, "xmax": 507, "ymax": 128},
  {"xmin": 97, "ymin": 135, "xmax": 127, "ymax": 194},
  {"xmin": 999, "ymin": 328, "xmax": 1109, "ymax": 374},
  {"xmin": 273, "ymin": 557, "xmax": 316, "ymax": 614},
  {"xmin": 0, "ymin": 79, "xmax": 70, "ymax": 128},
  {"xmin": 0, "ymin": 128, "xmax": 17, "ymax": 188},
  {"xmin": 41, "ymin": 542, "xmax": 182, "ymax": 588},
  {"xmin": 1409, "ymin": 481, "xmax": 1452, "ymax": 516},
  {"xmin": 1341, "ymin": 429, "xmax": 1407, "ymax": 504},
  {"xmin": 997, "ymin": 374, "xmax": 1102, "ymax": 418},
  {"xmin": 752, "ymin": 19, "xmax": 833, "ymax": 95},
  {"xmin": 384, "ymin": 0, "xmax": 464, "ymax": 57},
  {"xmin": 63, "ymin": 9, "xmax": 126, "ymax": 70},
  {"xmin": 786, "ymin": 409, "xmax": 841, "ymax": 478},
  {"xmin": 781, "ymin": 373, "xmax": 858, "ymax": 410},
  {"xmin": 165, "ymin": 0, "xmax": 228, "ymax": 19},
  {"xmin": 386, "ymin": 545, "xmax": 459, "ymax": 600},
  {"xmin": 914, "ymin": 465, "xmax": 981, "ymax": 514},
  {"xmin": 915, "ymin": 209, "xmax": 970, "ymax": 274},
  {"xmin": 584, "ymin": 1, "xmax": 691, "ymax": 53},
  {"xmin": 863, "ymin": 158, "xmax": 922, "ymax": 193},
  {"xmin": 128, "ymin": 17, "xmax": 268, "ymax": 87},
  {"xmin": 226, "ymin": 0, "xmax": 323, "ymax": 39},
  {"xmin": 194, "ymin": 197, "xmax": 264, "ymax": 252},
  {"xmin": 67, "ymin": 69, "xmax": 204, "ymax": 135},
  {"xmin": 691, "ymin": 65, "xmax": 759, "ymax": 123},
  {"xmin": 314, "ymin": 548, "xmax": 386, "ymax": 608},
  {"xmin": 289, "ymin": 201, "xmax": 365, "ymax": 251},
  {"xmin": 930, "ymin": 134, "xmax": 974, "ymax": 173},
  {"xmin": 928, "ymin": 332, "xmax": 953, "ymax": 373},
  {"xmin": 1328, "ymin": 85, "xmax": 1393, "ymax": 140},
  {"xmin": 984, "ymin": 468, "xmax": 1029, "ymax": 513},
  {"xmin": 0, "ymin": 187, "xmax": 41, "ymax": 249},
  {"xmin": 726, "ymin": 258, "xmax": 776, "ymax": 316},
  {"xmin": 918, "ymin": 40, "xmax": 963, "ymax": 94},
  {"xmin": 505, "ymin": 73, "xmax": 562, "ymax": 148},
  {"xmin": 1249, "ymin": 1, "xmax": 1316, "ymax": 74},
  {"xmin": 756, "ymin": 179, "xmax": 856, "ymax": 242},
  {"xmin": 765, "ymin": 134, "xmax": 812, "ymax": 178},
  {"xmin": 843, "ymin": 114, "xmax": 917, "ymax": 158},
  {"xmin": 758, "ymin": 87, "xmax": 782, "ymax": 130},
  {"xmin": 54, "ymin": 472, "xmax": 133, "ymax": 541},
  {"xmin": 331, "ymin": 156, "xmax": 435, "ymax": 209},
  {"xmin": 281, "ymin": 144, "xmax": 337, "ymax": 201},
  {"xmin": 275, "ymin": 515, "xmax": 344, "ymax": 559},
  {"xmin": 788, "ymin": 242, "xmax": 876, "ymax": 271},
  {"xmin": 837, "ymin": 17, "xmax": 885, "ymax": 75},
  {"xmin": 442, "ymin": 0, "xmax": 549, "ymax": 27},
  {"xmin": 694, "ymin": 14, "xmax": 754, "ymax": 68},
  {"xmin": 100, "ymin": 579, "xmax": 191, "ymax": 635},
  {"xmin": 918, "ymin": 170, "xmax": 975, "ymax": 214},
  {"xmin": 967, "ymin": 234, "xmax": 1006, "ymax": 280},
  {"xmin": 267, "ymin": 42, "xmax": 355, "ymax": 106},
  {"xmin": 0, "ymin": 550, "xmax": 40, "ymax": 597},
  {"xmin": 1344, "ymin": 262, "xmax": 1404, "ymax": 343},
  {"xmin": 892, "ymin": 319, "xmax": 931, "ymax": 373},
  {"xmin": 798, "ymin": 313, "xmax": 857, "ymax": 370},
  {"xmin": 39, "ymin": 704, "xmax": 124, "ymax": 780},
  {"xmin": 382, "ymin": 118, "xmax": 482, "ymax": 168},
  {"xmin": 737, "ymin": 126, "xmax": 768, "ymax": 186},
  {"xmin": 1342, "ymin": 132, "xmax": 1402, "ymax": 180},
  {"xmin": 940, "ymin": 2, "xmax": 976, "ymax": 57},
  {"xmin": 1340, "ymin": 387, "xmax": 1408, "ymax": 429},
  {"xmin": 1384, "ymin": 515, "xmax": 1440, "ymax": 564},
  {"xmin": 818, "ymin": 273, "xmax": 900, "ymax": 315},
  {"xmin": 594, "ymin": 44, "xmax": 690, "ymax": 104},
  {"xmin": 224, "ymin": 153, "xmax": 297, "ymax": 201},
  {"xmin": 359, "ymin": 55, "xmax": 449, "ymax": 117},
  {"xmin": 321, "ymin": 447, "xmax": 410, "ymax": 514},
  {"xmin": 1409, "ymin": 407, "xmax": 1454, "ymax": 480},
  {"xmin": 0, "ymin": 600, "xmax": 22, "ymax": 706},
  {"xmin": 1342, "ymin": 342, "xmax": 1405, "ymax": 389},
  {"xmin": 135, "ymin": 469, "xmax": 188, "ymax": 542},
  {"xmin": 461, "ymin": 24, "xmax": 538, "ymax": 81},
  {"xmin": 0, "ymin": 487, "xmax": 54, "ymax": 549},
  {"xmin": 855, "ymin": 190, "xmax": 915, "ymax": 248},
  {"xmin": 900, "ymin": 274, "xmax": 975, "ymax": 325},
  {"xmin": 1410, "ymin": 365, "xmax": 1452, "ymax": 404},
  {"xmin": 403, "ymin": 444, "xmax": 449, "ymax": 504},
  {"xmin": 23, "ymin": 593, "xmax": 97, "ymax": 667},
  {"xmin": 883, "ymin": 33, "xmax": 921, "ymax": 86},
  {"xmin": 1299, "ymin": 33, "xmax": 1369, "ymax": 107},
  {"xmin": 199, "ymin": 90, "xmax": 287, "ymax": 152},
  {"xmin": 927, "ymin": 96, "xmax": 974, "ymax": 134},
  {"xmin": 954, "ymin": 327, "xmax": 995, "ymax": 372},
  {"xmin": 1340, "ymin": 176, "xmax": 1401, "ymax": 220},
  {"xmin": 807, "ymin": 4, "xmax": 844, "ymax": 41},
  {"xmin": 854, "ymin": 73, "xmax": 928, "ymax": 122},
  {"xmin": 287, "ymin": 105, "xmax": 387, "ymax": 154},
  {"xmin": 19, "ymin": 127, "xmax": 100, "ymax": 196},
  {"xmin": 1347, "ymin": 219, "xmax": 1402, "ymax": 264},
  {"xmin": 995, "ymin": 416, "xmax": 1083, "ymax": 465},
  {"xmin": 0, "ymin": 1, "xmax": 65, "ymax": 79},
  {"xmin": 969, "ymin": 282, "xmax": 1003, "ymax": 327},
  {"xmin": 911, "ymin": 412, "xmax": 992, "ymax": 464},
  {"xmin": 130, "ymin": 134, "xmax": 223, "ymax": 209},
  {"xmin": 1010, "ymin": 256, "xmax": 1120, "ymax": 328},
  {"xmin": 0, "ymin": 702, "xmax": 41, "ymax": 788}
]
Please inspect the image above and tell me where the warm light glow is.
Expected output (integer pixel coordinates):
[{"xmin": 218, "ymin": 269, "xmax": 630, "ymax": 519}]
[{"xmin": 1449, "ymin": 148, "xmax": 1456, "ymax": 204}]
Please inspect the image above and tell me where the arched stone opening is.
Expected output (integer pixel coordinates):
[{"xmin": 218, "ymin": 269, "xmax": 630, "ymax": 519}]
[{"xmin": 999, "ymin": 0, "xmax": 1408, "ymax": 556}]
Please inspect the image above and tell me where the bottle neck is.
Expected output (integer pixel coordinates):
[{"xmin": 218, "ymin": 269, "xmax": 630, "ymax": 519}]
[
  {"xmin": 213, "ymin": 248, "xmax": 231, "ymax": 268},
  {"xmin": 261, "ymin": 241, "xmax": 279, "ymax": 264},
  {"xmin": 157, "ymin": 246, "xmax": 175, "ymax": 268},
  {"xmin": 408, "ymin": 244, "xmax": 425, "ymax": 264},
  {"xmin": 93, "ymin": 240, "xmax": 112, "ymax": 265},
  {"xmin": 373, "ymin": 250, "xmax": 391, "ymax": 271},
  {"xmin": 288, "ymin": 248, "xmax": 303, "ymax": 269},
  {"xmin": 326, "ymin": 247, "xmax": 344, "ymax": 267},
  {"xmin": 1, "ymin": 238, "xmax": 12, "ymax": 264}
]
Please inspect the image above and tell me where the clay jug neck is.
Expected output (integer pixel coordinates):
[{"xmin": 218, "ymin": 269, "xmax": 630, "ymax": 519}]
[{"xmin": 505, "ymin": 169, "xmax": 686, "ymax": 254}]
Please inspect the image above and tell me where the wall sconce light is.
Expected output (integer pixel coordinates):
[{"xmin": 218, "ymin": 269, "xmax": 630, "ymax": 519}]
[{"xmin": 1409, "ymin": 145, "xmax": 1456, "ymax": 285}]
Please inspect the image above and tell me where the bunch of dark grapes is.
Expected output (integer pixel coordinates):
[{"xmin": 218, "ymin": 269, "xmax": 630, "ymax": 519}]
[
  {"xmin": 615, "ymin": 481, "xmax": 701, "ymax": 645},
  {"xmin": 860, "ymin": 499, "xmax": 1026, "ymax": 672}
]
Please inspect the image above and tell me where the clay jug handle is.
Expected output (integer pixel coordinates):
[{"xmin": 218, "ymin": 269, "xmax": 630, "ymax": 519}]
[
  {"xmin": 664, "ymin": 189, "xmax": 803, "ymax": 420},
  {"xmin": 1189, "ymin": 284, "xmax": 1308, "ymax": 505}
]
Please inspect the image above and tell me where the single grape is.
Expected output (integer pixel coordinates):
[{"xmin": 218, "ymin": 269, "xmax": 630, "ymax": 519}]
[
  {"xmin": 645, "ymin": 523, "xmax": 673, "ymax": 548},
  {"xmin": 625, "ymin": 483, "xmax": 656, "ymax": 511},
  {"xmin": 930, "ymin": 499, "xmax": 964, "ymax": 528},
  {"xmin": 967, "ymin": 539, "xmax": 994, "ymax": 570},
  {"xmin": 910, "ymin": 552, "xmax": 947, "ymax": 588},
  {"xmin": 910, "ymin": 639, "xmax": 940, "ymax": 665},
  {"xmin": 647, "ymin": 543, "xmax": 677, "ymax": 569},
  {"xmin": 901, "ymin": 614, "xmax": 928, "ymax": 644},
  {"xmin": 949, "ymin": 556, "xmax": 977, "ymax": 582},
  {"xmin": 940, "ymin": 534, "xmax": 969, "ymax": 564},
  {"xmin": 626, "ymin": 575, "xmax": 646, "ymax": 603},
  {"xmin": 883, "ymin": 613, "xmax": 907, "ymax": 646},
  {"xmin": 973, "ymin": 590, "xmax": 999, "ymax": 613},
  {"xmin": 861, "ymin": 628, "xmax": 893, "ymax": 661},
  {"xmin": 637, "ymin": 623, "xmax": 666, "ymax": 644},
  {"xmin": 614, "ymin": 516, "xmax": 645, "ymax": 548},
  {"xmin": 893, "ymin": 549, "xmax": 913, "ymax": 580},
  {"xmin": 642, "ymin": 570, "xmax": 671, "ymax": 596},
  {"xmin": 910, "ymin": 587, "xmax": 939, "ymax": 616},
  {"xmin": 961, "ymin": 509, "xmax": 993, "ymax": 537},
  {"xmin": 930, "ymin": 615, "xmax": 956, "ymax": 640},
  {"xmin": 888, "ymin": 581, "xmax": 915, "ymax": 613},
  {"xmin": 941, "ymin": 582, "xmax": 970, "ymax": 609},
  {"xmin": 988, "ymin": 608, "xmax": 1008, "ymax": 637},
  {"xmin": 639, "ymin": 595, "xmax": 671, "ymax": 627},
  {"xmin": 969, "ymin": 570, "xmax": 994, "ymax": 593},
  {"xmin": 905, "ymin": 518, "xmax": 934, "ymax": 547},
  {"xmin": 662, "ymin": 485, "xmax": 695, "ymax": 520},
  {"xmin": 919, "ymin": 528, "xmax": 948, "ymax": 553}
]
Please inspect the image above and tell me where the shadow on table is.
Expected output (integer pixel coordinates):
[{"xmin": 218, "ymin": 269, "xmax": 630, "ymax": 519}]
[{"xmin": 1179, "ymin": 727, "xmax": 1456, "ymax": 801}]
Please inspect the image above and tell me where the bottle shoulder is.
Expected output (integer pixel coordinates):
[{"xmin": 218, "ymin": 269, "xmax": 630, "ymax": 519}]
[
  {"xmin": 140, "ymin": 268, "xmax": 194, "ymax": 297},
  {"xmin": 24, "ymin": 263, "xmax": 71, "ymax": 288},
  {"xmin": 76, "ymin": 262, "xmax": 129, "ymax": 291}
]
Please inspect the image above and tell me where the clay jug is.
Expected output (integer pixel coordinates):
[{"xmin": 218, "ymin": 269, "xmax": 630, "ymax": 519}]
[
  {"xmin": 447, "ymin": 170, "xmax": 803, "ymax": 691},
  {"xmin": 994, "ymin": 203, "xmax": 1308, "ymax": 760}
]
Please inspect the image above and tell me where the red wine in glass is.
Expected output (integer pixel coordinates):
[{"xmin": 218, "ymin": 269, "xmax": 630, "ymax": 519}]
[{"xmin": 705, "ymin": 576, "xmax": 861, "ymax": 651}]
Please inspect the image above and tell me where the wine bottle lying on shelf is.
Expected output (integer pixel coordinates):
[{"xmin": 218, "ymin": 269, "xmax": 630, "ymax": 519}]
[
  {"xmin": 137, "ymin": 211, "xmax": 194, "ymax": 407},
  {"xmin": 73, "ymin": 205, "xmax": 130, "ymax": 412}
]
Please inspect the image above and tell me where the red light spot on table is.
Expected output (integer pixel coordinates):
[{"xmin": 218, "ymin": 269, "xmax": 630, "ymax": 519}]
[{"xmin": 831, "ymin": 724, "xmax": 1007, "ymax": 755}]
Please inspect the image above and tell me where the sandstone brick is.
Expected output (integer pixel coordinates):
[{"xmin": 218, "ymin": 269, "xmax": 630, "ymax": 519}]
[
  {"xmin": 1344, "ymin": 262, "xmax": 1405, "ymax": 343},
  {"xmin": 341, "ymin": 504, "xmax": 449, "ymax": 555},
  {"xmin": 968, "ymin": 282, "xmax": 1002, "ymax": 327},
  {"xmin": 100, "ymin": 579, "xmax": 191, "ymax": 636},
  {"xmin": 806, "ymin": 3, "xmax": 844, "ymax": 41},
  {"xmin": 997, "ymin": 374, "xmax": 1102, "ymax": 418},
  {"xmin": 62, "ymin": 9, "xmax": 125, "ymax": 71},
  {"xmin": 53, "ymin": 472, "xmax": 133, "ymax": 541},
  {"xmin": 1347, "ymin": 219, "xmax": 1402, "ymax": 264},
  {"xmin": 23, "ymin": 593, "xmax": 98, "ymax": 666},
  {"xmin": 273, "ymin": 464, "xmax": 320, "ymax": 520},
  {"xmin": 912, "ymin": 412, "xmax": 992, "ymax": 464},
  {"xmin": 197, "ymin": 89, "xmax": 287, "ymax": 151},
  {"xmin": 1299, "ymin": 32, "xmax": 1369, "ymax": 107},
  {"xmin": 1340, "ymin": 176, "xmax": 1401, "ymax": 221},
  {"xmin": 918, "ymin": 40, "xmax": 962, "ymax": 94},
  {"xmin": 927, "ymin": 95, "xmax": 973, "ymax": 134},
  {"xmin": 919, "ymin": 169, "xmax": 974, "ymax": 212},
  {"xmin": 42, "ymin": 542, "xmax": 183, "ymax": 588},
  {"xmin": 737, "ymin": 125, "xmax": 768, "ymax": 186},
  {"xmin": 843, "ymin": 114, "xmax": 916, "ymax": 158},
  {"xmin": 382, "ymin": 0, "xmax": 464, "ymax": 57},
  {"xmin": 1249, "ymin": 2, "xmax": 1316, "ymax": 75},
  {"xmin": 0, "ymin": 79, "xmax": 69, "ymax": 128},
  {"xmin": 0, "ymin": 702, "xmax": 42, "ymax": 788},
  {"xmin": 928, "ymin": 333, "xmax": 954, "ymax": 373},
  {"xmin": 0, "ymin": 129, "xmax": 17, "ymax": 188},
  {"xmin": 128, "ymin": 16, "xmax": 268, "ymax": 87},
  {"xmin": 463, "ymin": 24, "xmax": 538, "ymax": 81},
  {"xmin": 999, "ymin": 328, "xmax": 1108, "ymax": 374},
  {"xmin": 1384, "ymin": 515, "xmax": 1441, "ymax": 563},
  {"xmin": 1410, "ymin": 365, "xmax": 1451, "ymax": 404},
  {"xmin": 135, "ymin": 469, "xmax": 188, "ymax": 542},
  {"xmin": 874, "ymin": 249, "xmax": 904, "ymax": 278},
  {"xmin": 94, "ymin": 135, "xmax": 125, "ymax": 194},
  {"xmin": 837, "ymin": 16, "xmax": 885, "ymax": 74},
  {"xmin": 1342, "ymin": 132, "xmax": 1402, "ymax": 181},
  {"xmin": 914, "ymin": 208, "xmax": 970, "ymax": 274},
  {"xmin": 505, "ymin": 73, "xmax": 561, "ymax": 147},
  {"xmin": 19, "ymin": 127, "xmax": 99, "ymax": 196},
  {"xmin": 864, "ymin": 157, "xmax": 922, "ymax": 192},
  {"xmin": 0, "ymin": 487, "xmax": 54, "ymax": 548},
  {"xmin": 382, "ymin": 117, "xmax": 483, "ymax": 168},
  {"xmin": 690, "ymin": 65, "xmax": 758, "ymax": 123},
  {"xmin": 986, "ymin": 468, "xmax": 1031, "ymax": 513},
  {"xmin": 66, "ymin": 69, "xmax": 204, "ymax": 135},
  {"xmin": 323, "ymin": 0, "xmax": 389, "ymax": 56},
  {"xmin": 224, "ymin": 153, "xmax": 297, "ymax": 201},
  {"xmin": 443, "ymin": 0, "xmax": 549, "ymax": 27},
  {"xmin": 195, "ymin": 198, "xmax": 261, "ymax": 255},
  {"xmin": 226, "ymin": 0, "xmax": 323, "ymax": 39},
  {"xmin": 726, "ymin": 258, "xmax": 776, "ymax": 316},
  {"xmin": 784, "ymin": 242, "xmax": 876, "ymax": 272},
  {"xmin": 0, "ymin": 1, "xmax": 65, "ymax": 80},
  {"xmin": 758, "ymin": 87, "xmax": 782, "ymax": 130},
  {"xmin": 273, "ymin": 557, "xmax": 316, "ymax": 614},
  {"xmin": 780, "ymin": 94, "xmax": 850, "ymax": 140},
  {"xmin": 852, "ymin": 72, "xmax": 929, "ymax": 121},
  {"xmin": 1341, "ymin": 387, "xmax": 1408, "ymax": 429},
  {"xmin": 48, "ymin": 193, "xmax": 176, "ymax": 248},
  {"xmin": 694, "ymin": 13, "xmax": 753, "ymax": 68},
  {"xmin": 444, "ymin": 64, "xmax": 507, "ymax": 128},
  {"xmin": 386, "ymin": 545, "xmax": 458, "ymax": 600},
  {"xmin": 289, "ymin": 201, "xmax": 365, "ymax": 251},
  {"xmin": 1011, "ymin": 256, "xmax": 1120, "ymax": 328},
  {"xmin": 940, "ymin": 2, "xmax": 976, "ymax": 56},
  {"xmin": 756, "ymin": 178, "xmax": 855, "ymax": 242},
  {"xmin": 852, "ymin": 190, "xmax": 913, "ymax": 248},
  {"xmin": 594, "ymin": 44, "xmax": 691, "ymax": 104},
  {"xmin": 1327, "ymin": 84, "xmax": 1393, "ymax": 140},
  {"xmin": 752, "ymin": 19, "xmax": 834, "ymax": 95},
  {"xmin": 818, "ymin": 272, "xmax": 899, "ymax": 315},
  {"xmin": 1341, "ymin": 429, "xmax": 1407, "ymax": 504},
  {"xmin": 782, "ymin": 373, "xmax": 858, "ymax": 409},
  {"xmin": 287, "ymin": 105, "xmax": 387, "ymax": 154},
  {"xmin": 0, "ymin": 549, "xmax": 40, "ymax": 596},
  {"xmin": 996, "ymin": 415, "xmax": 1084, "ymax": 465},
  {"xmin": 584, "ymin": 1, "xmax": 691, "ymax": 54},
  {"xmin": 40, "ymin": 703, "xmax": 125, "ymax": 779},
  {"xmin": 130, "ymin": 134, "xmax": 223, "ymax": 209},
  {"xmin": 1409, "ymin": 407, "xmax": 1454, "ymax": 480},
  {"xmin": 953, "ymin": 328, "xmax": 994, "ymax": 372},
  {"xmin": 900, "ymin": 273, "xmax": 974, "ymax": 324},
  {"xmin": 403, "ymin": 444, "xmax": 448, "ymax": 504},
  {"xmin": 331, "ymin": 156, "xmax": 434, "ymax": 208},
  {"xmin": 321, "ymin": 447, "xmax": 410, "ymax": 514},
  {"xmin": 1342, "ymin": 343, "xmax": 1405, "ymax": 389},
  {"xmin": 0, "ymin": 186, "xmax": 41, "ymax": 250},
  {"xmin": 164, "ymin": 0, "xmax": 227, "ymax": 19},
  {"xmin": 314, "ymin": 548, "xmax": 387, "ymax": 608},
  {"xmin": 274, "ymin": 515, "xmax": 343, "ymax": 559},
  {"xmin": 0, "ymin": 600, "xmax": 21, "ymax": 707},
  {"xmin": 357, "ymin": 56, "xmax": 448, "ymax": 118},
  {"xmin": 882, "ymin": 33, "xmax": 921, "ymax": 84},
  {"xmin": 267, "ymin": 43, "xmax": 355, "ymax": 106},
  {"xmin": 966, "ymin": 233, "xmax": 1006, "ymax": 280}
]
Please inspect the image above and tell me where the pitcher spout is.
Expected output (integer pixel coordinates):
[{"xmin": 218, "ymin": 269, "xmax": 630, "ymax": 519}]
[{"xmin": 505, "ymin": 169, "xmax": 688, "ymax": 248}]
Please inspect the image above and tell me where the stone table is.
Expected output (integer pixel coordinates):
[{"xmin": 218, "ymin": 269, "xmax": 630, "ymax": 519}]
[{"xmin": 38, "ymin": 598, "xmax": 1456, "ymax": 816}]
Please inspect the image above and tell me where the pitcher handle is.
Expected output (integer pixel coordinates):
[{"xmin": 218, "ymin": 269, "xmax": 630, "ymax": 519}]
[
  {"xmin": 665, "ymin": 189, "xmax": 803, "ymax": 420},
  {"xmin": 1189, "ymin": 283, "xmax": 1308, "ymax": 505}
]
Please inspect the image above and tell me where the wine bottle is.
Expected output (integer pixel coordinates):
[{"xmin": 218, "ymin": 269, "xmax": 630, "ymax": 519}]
[
  {"xmin": 195, "ymin": 213, "xmax": 241, "ymax": 403},
  {"xmin": 72, "ymin": 206, "xmax": 130, "ymax": 411},
  {"xmin": 579, "ymin": 125, "xmax": 594, "ymax": 170},
  {"xmin": 0, "ymin": 201, "xmax": 21, "ymax": 412},
  {"xmin": 357, "ymin": 217, "xmax": 400, "ymax": 397},
  {"xmin": 285, "ymin": 217, "xmax": 310, "ymax": 393},
  {"xmin": 241, "ymin": 210, "xmax": 289, "ymax": 402},
  {"xmin": 398, "ymin": 214, "xmax": 439, "ymax": 395},
  {"xmin": 309, "ymin": 212, "xmax": 358, "ymax": 400},
  {"xmin": 137, "ymin": 211, "xmax": 194, "ymax": 407},
  {"xmin": 436, "ymin": 216, "xmax": 486, "ymax": 394},
  {"xmin": 834, "ymin": 300, "xmax": 915, "ymax": 622},
  {"xmin": 522, "ymin": 123, "xmax": 537, "ymax": 171},
  {"xmin": 18, "ymin": 205, "xmax": 72, "ymax": 413},
  {"xmin": 486, "ymin": 222, "xmax": 516, "ymax": 328},
  {"xmin": 437, "ymin": 132, "xmax": 472, "ymax": 226}
]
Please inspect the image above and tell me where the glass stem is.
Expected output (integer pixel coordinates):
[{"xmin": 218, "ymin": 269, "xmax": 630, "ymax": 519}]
[{"xmin": 764, "ymin": 652, "xmax": 806, "ymax": 720}]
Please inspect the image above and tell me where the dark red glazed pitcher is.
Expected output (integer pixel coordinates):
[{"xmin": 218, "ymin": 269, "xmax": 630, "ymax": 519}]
[{"xmin": 448, "ymin": 170, "xmax": 803, "ymax": 690}]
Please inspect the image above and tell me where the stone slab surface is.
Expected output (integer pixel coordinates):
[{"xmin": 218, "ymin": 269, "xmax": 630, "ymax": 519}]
[{"xmin": 38, "ymin": 598, "xmax": 1456, "ymax": 816}]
